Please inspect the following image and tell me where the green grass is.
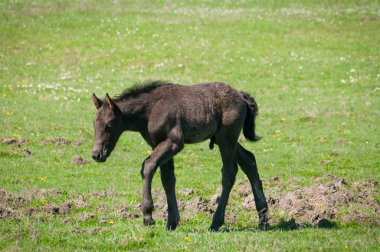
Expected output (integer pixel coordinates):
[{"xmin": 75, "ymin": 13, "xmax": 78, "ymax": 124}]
[{"xmin": 1, "ymin": 0, "xmax": 379, "ymax": 251}]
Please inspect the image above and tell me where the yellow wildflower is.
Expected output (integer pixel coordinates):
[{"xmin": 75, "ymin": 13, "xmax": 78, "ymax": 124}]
[{"xmin": 13, "ymin": 133, "xmax": 21, "ymax": 139}]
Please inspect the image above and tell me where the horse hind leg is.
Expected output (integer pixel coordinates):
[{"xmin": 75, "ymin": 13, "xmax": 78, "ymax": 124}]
[
  {"xmin": 209, "ymin": 142, "xmax": 238, "ymax": 232},
  {"xmin": 237, "ymin": 143, "xmax": 269, "ymax": 229}
]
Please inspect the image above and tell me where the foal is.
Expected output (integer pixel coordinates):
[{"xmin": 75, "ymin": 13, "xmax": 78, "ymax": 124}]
[{"xmin": 91, "ymin": 81, "xmax": 268, "ymax": 231}]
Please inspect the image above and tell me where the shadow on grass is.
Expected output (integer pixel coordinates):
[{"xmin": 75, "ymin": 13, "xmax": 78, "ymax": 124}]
[{"xmin": 219, "ymin": 218, "xmax": 338, "ymax": 233}]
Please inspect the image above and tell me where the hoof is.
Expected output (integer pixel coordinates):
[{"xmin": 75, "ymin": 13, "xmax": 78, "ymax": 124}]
[
  {"xmin": 258, "ymin": 222, "xmax": 270, "ymax": 230},
  {"xmin": 166, "ymin": 223, "xmax": 179, "ymax": 231},
  {"xmin": 258, "ymin": 207, "xmax": 269, "ymax": 230},
  {"xmin": 208, "ymin": 225, "xmax": 221, "ymax": 232},
  {"xmin": 166, "ymin": 213, "xmax": 180, "ymax": 231},
  {"xmin": 143, "ymin": 218, "xmax": 155, "ymax": 226},
  {"xmin": 209, "ymin": 217, "xmax": 224, "ymax": 232}
]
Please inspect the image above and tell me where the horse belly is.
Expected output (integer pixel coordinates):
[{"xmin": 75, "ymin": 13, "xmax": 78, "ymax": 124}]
[
  {"xmin": 182, "ymin": 120, "xmax": 218, "ymax": 144},
  {"xmin": 178, "ymin": 88, "xmax": 220, "ymax": 143}
]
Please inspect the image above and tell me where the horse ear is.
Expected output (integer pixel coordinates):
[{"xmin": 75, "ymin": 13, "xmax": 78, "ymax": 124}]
[
  {"xmin": 92, "ymin": 93, "xmax": 102, "ymax": 109},
  {"xmin": 104, "ymin": 93, "xmax": 116, "ymax": 110}
]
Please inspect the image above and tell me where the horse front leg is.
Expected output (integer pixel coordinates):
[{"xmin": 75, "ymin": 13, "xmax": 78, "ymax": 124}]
[
  {"xmin": 140, "ymin": 139, "xmax": 183, "ymax": 227},
  {"xmin": 160, "ymin": 158, "xmax": 180, "ymax": 230},
  {"xmin": 140, "ymin": 157, "xmax": 157, "ymax": 226}
]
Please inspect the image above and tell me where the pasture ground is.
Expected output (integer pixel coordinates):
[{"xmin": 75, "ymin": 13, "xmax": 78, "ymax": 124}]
[{"xmin": 1, "ymin": 0, "xmax": 379, "ymax": 251}]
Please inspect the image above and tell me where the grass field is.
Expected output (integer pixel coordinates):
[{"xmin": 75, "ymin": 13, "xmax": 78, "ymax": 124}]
[{"xmin": 1, "ymin": 0, "xmax": 379, "ymax": 251}]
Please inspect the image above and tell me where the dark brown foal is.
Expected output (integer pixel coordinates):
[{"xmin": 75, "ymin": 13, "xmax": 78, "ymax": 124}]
[{"xmin": 91, "ymin": 80, "xmax": 269, "ymax": 231}]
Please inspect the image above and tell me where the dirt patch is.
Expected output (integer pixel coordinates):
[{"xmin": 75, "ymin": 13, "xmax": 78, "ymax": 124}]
[
  {"xmin": 151, "ymin": 189, "xmax": 167, "ymax": 211},
  {"xmin": 41, "ymin": 198, "xmax": 91, "ymax": 215},
  {"xmin": 0, "ymin": 206, "xmax": 21, "ymax": 219},
  {"xmin": 242, "ymin": 195, "xmax": 255, "ymax": 209},
  {"xmin": 180, "ymin": 188, "xmax": 194, "ymax": 196},
  {"xmin": 342, "ymin": 211, "xmax": 380, "ymax": 226},
  {"xmin": 144, "ymin": 188, "xmax": 215, "ymax": 221},
  {"xmin": 42, "ymin": 202, "xmax": 72, "ymax": 215},
  {"xmin": 133, "ymin": 176, "xmax": 379, "ymax": 226},
  {"xmin": 235, "ymin": 180, "xmax": 250, "ymax": 197},
  {"xmin": 151, "ymin": 189, "xmax": 211, "ymax": 217},
  {"xmin": 1, "ymin": 138, "xmax": 27, "ymax": 147},
  {"xmin": 17, "ymin": 139, "xmax": 27, "ymax": 147},
  {"xmin": 1, "ymin": 138, "xmax": 18, "ymax": 145},
  {"xmin": 37, "ymin": 137, "xmax": 71, "ymax": 146},
  {"xmin": 225, "ymin": 213, "xmax": 237, "ymax": 224},
  {"xmin": 22, "ymin": 148, "xmax": 32, "ymax": 157},
  {"xmin": 72, "ymin": 155, "xmax": 91, "ymax": 165},
  {"xmin": 0, "ymin": 189, "xmax": 28, "ymax": 207},
  {"xmin": 184, "ymin": 196, "xmax": 213, "ymax": 214},
  {"xmin": 119, "ymin": 207, "xmax": 140, "ymax": 219},
  {"xmin": 1, "ymin": 176, "xmax": 378, "ymax": 227},
  {"xmin": 0, "ymin": 189, "xmax": 13, "ymax": 203},
  {"xmin": 25, "ymin": 208, "xmax": 36, "ymax": 216},
  {"xmin": 77, "ymin": 213, "xmax": 95, "ymax": 222},
  {"xmin": 234, "ymin": 175, "xmax": 380, "ymax": 226},
  {"xmin": 352, "ymin": 179, "xmax": 379, "ymax": 206},
  {"xmin": 23, "ymin": 188, "xmax": 62, "ymax": 200},
  {"xmin": 0, "ymin": 148, "xmax": 31, "ymax": 158},
  {"xmin": 73, "ymin": 198, "xmax": 91, "ymax": 208}
]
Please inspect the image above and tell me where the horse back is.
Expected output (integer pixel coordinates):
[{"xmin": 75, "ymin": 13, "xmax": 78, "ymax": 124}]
[{"xmin": 149, "ymin": 83, "xmax": 245, "ymax": 144}]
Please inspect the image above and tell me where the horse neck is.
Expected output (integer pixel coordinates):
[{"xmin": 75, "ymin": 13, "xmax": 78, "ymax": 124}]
[{"xmin": 116, "ymin": 96, "xmax": 151, "ymax": 132}]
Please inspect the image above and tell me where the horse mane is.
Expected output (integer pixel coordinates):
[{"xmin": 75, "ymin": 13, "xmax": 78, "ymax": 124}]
[{"xmin": 114, "ymin": 80, "xmax": 171, "ymax": 101}]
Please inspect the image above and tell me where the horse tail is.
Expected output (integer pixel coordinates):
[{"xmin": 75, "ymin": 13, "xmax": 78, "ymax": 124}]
[{"xmin": 241, "ymin": 91, "xmax": 261, "ymax": 142}]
